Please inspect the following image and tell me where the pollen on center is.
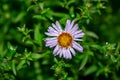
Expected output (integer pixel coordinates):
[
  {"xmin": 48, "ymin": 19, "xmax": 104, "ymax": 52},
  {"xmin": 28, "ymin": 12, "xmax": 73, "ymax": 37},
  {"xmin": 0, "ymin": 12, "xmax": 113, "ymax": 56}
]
[{"xmin": 57, "ymin": 32, "xmax": 73, "ymax": 48}]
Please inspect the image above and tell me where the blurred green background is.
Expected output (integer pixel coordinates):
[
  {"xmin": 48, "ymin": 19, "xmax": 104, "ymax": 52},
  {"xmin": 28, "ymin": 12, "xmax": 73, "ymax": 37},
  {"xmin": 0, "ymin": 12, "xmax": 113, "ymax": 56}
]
[{"xmin": 0, "ymin": 0, "xmax": 120, "ymax": 80}]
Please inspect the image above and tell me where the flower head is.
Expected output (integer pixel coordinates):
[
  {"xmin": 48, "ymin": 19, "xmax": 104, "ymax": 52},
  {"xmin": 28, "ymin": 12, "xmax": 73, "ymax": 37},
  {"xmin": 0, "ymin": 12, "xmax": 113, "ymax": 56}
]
[{"xmin": 45, "ymin": 20, "xmax": 84, "ymax": 59}]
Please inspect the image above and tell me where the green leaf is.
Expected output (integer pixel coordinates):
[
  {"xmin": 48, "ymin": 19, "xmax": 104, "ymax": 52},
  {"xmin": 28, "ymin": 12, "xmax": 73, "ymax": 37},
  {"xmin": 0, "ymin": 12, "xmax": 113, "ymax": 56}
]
[
  {"xmin": 86, "ymin": 51, "xmax": 94, "ymax": 56},
  {"xmin": 86, "ymin": 31, "xmax": 99, "ymax": 39},
  {"xmin": 96, "ymin": 68, "xmax": 104, "ymax": 76},
  {"xmin": 83, "ymin": 65, "xmax": 97, "ymax": 76},
  {"xmin": 52, "ymin": 12, "xmax": 69, "ymax": 18},
  {"xmin": 79, "ymin": 55, "xmax": 88, "ymax": 70},
  {"xmin": 34, "ymin": 24, "xmax": 43, "ymax": 48},
  {"xmin": 115, "ymin": 42, "xmax": 120, "ymax": 54},
  {"xmin": 25, "ymin": 40, "xmax": 33, "ymax": 45},
  {"xmin": 110, "ymin": 55, "xmax": 117, "ymax": 62},
  {"xmin": 34, "ymin": 24, "xmax": 41, "ymax": 41},
  {"xmin": 31, "ymin": 51, "xmax": 50, "ymax": 59},
  {"xmin": 13, "ymin": 12, "xmax": 25, "ymax": 23},
  {"xmin": 7, "ymin": 42, "xmax": 16, "ymax": 59},
  {"xmin": 31, "ymin": 53, "xmax": 42, "ymax": 59},
  {"xmin": 33, "ymin": 15, "xmax": 47, "ymax": 20},
  {"xmin": 17, "ymin": 59, "xmax": 26, "ymax": 70},
  {"xmin": 54, "ymin": 57, "xmax": 58, "ymax": 64},
  {"xmin": 66, "ymin": 0, "xmax": 75, "ymax": 7},
  {"xmin": 50, "ymin": 64, "xmax": 57, "ymax": 70},
  {"xmin": 64, "ymin": 63, "xmax": 72, "ymax": 68},
  {"xmin": 90, "ymin": 44, "xmax": 103, "ymax": 51},
  {"xmin": 62, "ymin": 71, "xmax": 68, "ymax": 79},
  {"xmin": 27, "ymin": 5, "xmax": 36, "ymax": 12},
  {"xmin": 0, "ymin": 43, "xmax": 3, "ymax": 55},
  {"xmin": 69, "ymin": 7, "xmax": 75, "ymax": 18},
  {"xmin": 12, "ymin": 60, "xmax": 16, "ymax": 75}
]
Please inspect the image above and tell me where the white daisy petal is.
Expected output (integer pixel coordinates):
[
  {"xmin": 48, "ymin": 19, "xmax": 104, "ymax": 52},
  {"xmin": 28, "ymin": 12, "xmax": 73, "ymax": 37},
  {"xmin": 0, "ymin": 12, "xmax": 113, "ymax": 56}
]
[{"xmin": 73, "ymin": 41, "xmax": 83, "ymax": 52}]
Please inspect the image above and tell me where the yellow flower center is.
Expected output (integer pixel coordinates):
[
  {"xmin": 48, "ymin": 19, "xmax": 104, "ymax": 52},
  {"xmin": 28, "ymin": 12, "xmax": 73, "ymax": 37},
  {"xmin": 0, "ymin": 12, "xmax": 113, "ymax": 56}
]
[{"xmin": 57, "ymin": 32, "xmax": 73, "ymax": 48}]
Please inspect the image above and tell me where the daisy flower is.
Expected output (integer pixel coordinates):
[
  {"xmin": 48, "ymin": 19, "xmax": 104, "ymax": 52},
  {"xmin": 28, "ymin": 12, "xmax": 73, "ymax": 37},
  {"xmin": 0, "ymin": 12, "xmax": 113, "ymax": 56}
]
[{"xmin": 45, "ymin": 20, "xmax": 84, "ymax": 59}]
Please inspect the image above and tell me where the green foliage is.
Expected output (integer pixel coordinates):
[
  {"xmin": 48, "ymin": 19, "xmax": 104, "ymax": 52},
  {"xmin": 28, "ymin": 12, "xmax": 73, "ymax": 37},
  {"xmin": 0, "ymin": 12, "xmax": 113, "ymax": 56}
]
[{"xmin": 0, "ymin": 0, "xmax": 120, "ymax": 80}]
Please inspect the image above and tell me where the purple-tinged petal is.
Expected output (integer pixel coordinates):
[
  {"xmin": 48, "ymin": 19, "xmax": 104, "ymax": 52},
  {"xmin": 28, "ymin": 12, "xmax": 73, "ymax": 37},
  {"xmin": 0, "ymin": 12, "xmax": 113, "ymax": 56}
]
[
  {"xmin": 48, "ymin": 26, "xmax": 58, "ymax": 34},
  {"xmin": 71, "ymin": 24, "xmax": 79, "ymax": 34},
  {"xmin": 54, "ymin": 47, "xmax": 62, "ymax": 56},
  {"xmin": 68, "ymin": 20, "xmax": 75, "ymax": 31},
  {"xmin": 52, "ymin": 23, "xmax": 59, "ymax": 32},
  {"xmin": 63, "ymin": 49, "xmax": 67, "ymax": 59},
  {"xmin": 69, "ymin": 47, "xmax": 76, "ymax": 56},
  {"xmin": 74, "ymin": 33, "xmax": 84, "ymax": 38},
  {"xmin": 46, "ymin": 43, "xmax": 57, "ymax": 47},
  {"xmin": 46, "ymin": 39, "xmax": 57, "ymax": 44},
  {"xmin": 52, "ymin": 23, "xmax": 62, "ymax": 33},
  {"xmin": 46, "ymin": 37, "xmax": 57, "ymax": 41},
  {"xmin": 45, "ymin": 32, "xmax": 58, "ymax": 36},
  {"xmin": 72, "ymin": 41, "xmax": 83, "ymax": 52},
  {"xmin": 73, "ymin": 30, "xmax": 82, "ymax": 35},
  {"xmin": 55, "ymin": 21, "xmax": 62, "ymax": 32},
  {"xmin": 53, "ymin": 45, "xmax": 59, "ymax": 55},
  {"xmin": 74, "ymin": 38, "xmax": 83, "ymax": 41},
  {"xmin": 65, "ymin": 20, "xmax": 71, "ymax": 31},
  {"xmin": 46, "ymin": 41, "xmax": 57, "ymax": 48},
  {"xmin": 49, "ymin": 44, "xmax": 57, "ymax": 48},
  {"xmin": 66, "ymin": 48, "xmax": 72, "ymax": 59},
  {"xmin": 59, "ymin": 48, "xmax": 63, "ymax": 58},
  {"xmin": 65, "ymin": 50, "xmax": 69, "ymax": 59},
  {"xmin": 45, "ymin": 37, "xmax": 57, "ymax": 48},
  {"xmin": 46, "ymin": 38, "xmax": 57, "ymax": 43}
]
